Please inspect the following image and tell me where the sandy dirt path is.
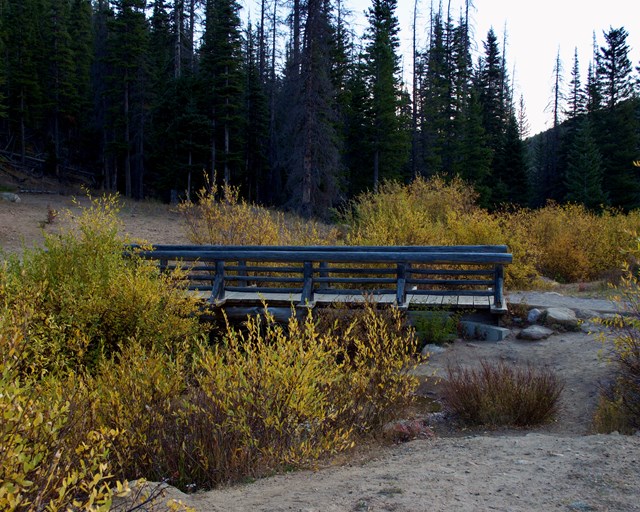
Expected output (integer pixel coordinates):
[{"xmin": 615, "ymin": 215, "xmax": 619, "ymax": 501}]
[{"xmin": 186, "ymin": 433, "xmax": 639, "ymax": 512}]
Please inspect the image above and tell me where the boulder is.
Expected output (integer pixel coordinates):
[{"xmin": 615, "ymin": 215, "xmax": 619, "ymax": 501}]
[
  {"xmin": 0, "ymin": 192, "xmax": 20, "ymax": 203},
  {"xmin": 421, "ymin": 343, "xmax": 447, "ymax": 357},
  {"xmin": 544, "ymin": 307, "xmax": 579, "ymax": 331},
  {"xmin": 575, "ymin": 309, "xmax": 600, "ymax": 321},
  {"xmin": 518, "ymin": 325, "xmax": 554, "ymax": 341}
]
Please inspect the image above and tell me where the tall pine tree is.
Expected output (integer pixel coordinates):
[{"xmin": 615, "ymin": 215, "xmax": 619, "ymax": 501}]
[{"xmin": 363, "ymin": 0, "xmax": 409, "ymax": 191}]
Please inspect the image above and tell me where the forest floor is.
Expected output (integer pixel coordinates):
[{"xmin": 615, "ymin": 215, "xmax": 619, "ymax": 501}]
[{"xmin": 1, "ymin": 184, "xmax": 639, "ymax": 512}]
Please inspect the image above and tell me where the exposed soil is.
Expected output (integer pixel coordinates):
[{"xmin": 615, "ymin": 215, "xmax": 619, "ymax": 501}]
[{"xmin": 2, "ymin": 187, "xmax": 639, "ymax": 512}]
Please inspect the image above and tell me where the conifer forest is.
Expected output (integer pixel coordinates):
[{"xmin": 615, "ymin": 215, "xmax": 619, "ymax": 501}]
[{"xmin": 1, "ymin": 0, "xmax": 639, "ymax": 217}]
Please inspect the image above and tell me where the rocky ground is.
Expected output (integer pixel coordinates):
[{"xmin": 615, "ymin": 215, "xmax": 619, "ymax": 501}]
[{"xmin": 2, "ymin": 187, "xmax": 639, "ymax": 512}]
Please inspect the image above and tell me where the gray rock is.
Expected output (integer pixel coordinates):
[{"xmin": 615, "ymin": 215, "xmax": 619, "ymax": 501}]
[
  {"xmin": 0, "ymin": 192, "xmax": 20, "ymax": 203},
  {"xmin": 459, "ymin": 321, "xmax": 511, "ymax": 341},
  {"xmin": 544, "ymin": 307, "xmax": 579, "ymax": 331},
  {"xmin": 575, "ymin": 308, "xmax": 600, "ymax": 320},
  {"xmin": 518, "ymin": 325, "xmax": 554, "ymax": 341},
  {"xmin": 421, "ymin": 343, "xmax": 447, "ymax": 356},
  {"xmin": 527, "ymin": 308, "xmax": 543, "ymax": 324},
  {"xmin": 567, "ymin": 501, "xmax": 595, "ymax": 511}
]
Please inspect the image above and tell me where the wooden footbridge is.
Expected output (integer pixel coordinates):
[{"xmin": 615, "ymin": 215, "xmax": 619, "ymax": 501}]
[{"xmin": 136, "ymin": 245, "xmax": 512, "ymax": 317}]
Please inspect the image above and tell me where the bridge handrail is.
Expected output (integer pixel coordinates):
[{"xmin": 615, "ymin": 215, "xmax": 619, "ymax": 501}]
[{"xmin": 133, "ymin": 245, "xmax": 512, "ymax": 313}]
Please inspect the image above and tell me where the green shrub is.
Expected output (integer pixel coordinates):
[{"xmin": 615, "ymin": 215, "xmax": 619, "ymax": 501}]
[
  {"xmin": 410, "ymin": 311, "xmax": 459, "ymax": 346},
  {"xmin": 441, "ymin": 360, "xmax": 563, "ymax": 427}
]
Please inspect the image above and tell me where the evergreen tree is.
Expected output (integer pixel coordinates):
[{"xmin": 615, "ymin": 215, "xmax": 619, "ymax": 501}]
[
  {"xmin": 456, "ymin": 87, "xmax": 492, "ymax": 205},
  {"xmin": 107, "ymin": 0, "xmax": 150, "ymax": 198},
  {"xmin": 585, "ymin": 61, "xmax": 602, "ymax": 113},
  {"xmin": 5, "ymin": 0, "xmax": 45, "ymax": 163},
  {"xmin": 43, "ymin": 0, "xmax": 76, "ymax": 177},
  {"xmin": 363, "ymin": 0, "xmax": 410, "ymax": 191},
  {"xmin": 283, "ymin": 0, "xmax": 342, "ymax": 217},
  {"xmin": 0, "ymin": 0, "xmax": 6, "ymax": 119},
  {"xmin": 598, "ymin": 26, "xmax": 634, "ymax": 109},
  {"xmin": 67, "ymin": 0, "xmax": 94, "ymax": 159},
  {"xmin": 475, "ymin": 28, "xmax": 511, "ymax": 205},
  {"xmin": 564, "ymin": 117, "xmax": 607, "ymax": 208},
  {"xmin": 343, "ymin": 55, "xmax": 373, "ymax": 196},
  {"xmin": 565, "ymin": 48, "xmax": 586, "ymax": 120},
  {"xmin": 200, "ymin": 0, "xmax": 246, "ymax": 187},
  {"xmin": 476, "ymin": 28, "xmax": 507, "ymax": 156},
  {"xmin": 244, "ymin": 22, "xmax": 269, "ymax": 202},
  {"xmin": 594, "ymin": 98, "xmax": 640, "ymax": 209},
  {"xmin": 418, "ymin": 11, "xmax": 451, "ymax": 176},
  {"xmin": 493, "ymin": 113, "xmax": 529, "ymax": 206}
]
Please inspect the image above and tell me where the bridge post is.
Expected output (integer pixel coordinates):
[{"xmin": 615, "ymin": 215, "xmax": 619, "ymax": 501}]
[
  {"xmin": 211, "ymin": 260, "xmax": 226, "ymax": 303},
  {"xmin": 396, "ymin": 262, "xmax": 408, "ymax": 308},
  {"xmin": 300, "ymin": 261, "xmax": 315, "ymax": 306},
  {"xmin": 493, "ymin": 264, "xmax": 505, "ymax": 311}
]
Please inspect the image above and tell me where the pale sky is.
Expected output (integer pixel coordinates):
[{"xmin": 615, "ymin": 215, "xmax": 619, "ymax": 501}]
[
  {"xmin": 376, "ymin": 0, "xmax": 640, "ymax": 135},
  {"xmin": 241, "ymin": 0, "xmax": 640, "ymax": 136}
]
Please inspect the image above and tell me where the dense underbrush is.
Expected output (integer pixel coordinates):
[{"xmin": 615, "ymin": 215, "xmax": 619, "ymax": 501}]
[
  {"xmin": 179, "ymin": 176, "xmax": 640, "ymax": 287},
  {"xmin": 594, "ymin": 253, "xmax": 640, "ymax": 434},
  {"xmin": 344, "ymin": 177, "xmax": 640, "ymax": 287},
  {"xmin": 0, "ymin": 196, "xmax": 420, "ymax": 509},
  {"xmin": 4, "ymin": 176, "xmax": 640, "ymax": 508}
]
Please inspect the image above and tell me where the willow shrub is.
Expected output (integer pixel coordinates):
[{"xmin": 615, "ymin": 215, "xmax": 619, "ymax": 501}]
[
  {"xmin": 525, "ymin": 203, "xmax": 638, "ymax": 283},
  {"xmin": 0, "ymin": 308, "xmax": 129, "ymax": 511},
  {"xmin": 594, "ymin": 247, "xmax": 640, "ymax": 433},
  {"xmin": 85, "ymin": 304, "xmax": 420, "ymax": 491},
  {"xmin": 345, "ymin": 176, "xmax": 640, "ymax": 287},
  {"xmin": 179, "ymin": 180, "xmax": 339, "ymax": 246},
  {"xmin": 1, "ymin": 195, "xmax": 422, "ymax": 496},
  {"xmin": 345, "ymin": 176, "xmax": 535, "ymax": 287},
  {"xmin": 0, "ymin": 194, "xmax": 206, "ymax": 375}
]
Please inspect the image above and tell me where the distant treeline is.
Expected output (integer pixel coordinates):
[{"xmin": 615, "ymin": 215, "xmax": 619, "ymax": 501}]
[{"xmin": 0, "ymin": 1, "xmax": 638, "ymax": 214}]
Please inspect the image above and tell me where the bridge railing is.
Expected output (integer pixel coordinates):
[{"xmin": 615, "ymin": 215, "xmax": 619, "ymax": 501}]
[{"xmin": 133, "ymin": 245, "xmax": 512, "ymax": 313}]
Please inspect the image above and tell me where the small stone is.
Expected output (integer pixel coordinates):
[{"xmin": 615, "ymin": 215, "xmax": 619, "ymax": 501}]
[
  {"xmin": 518, "ymin": 325, "xmax": 554, "ymax": 341},
  {"xmin": 527, "ymin": 308, "xmax": 543, "ymax": 324},
  {"xmin": 382, "ymin": 419, "xmax": 434, "ymax": 442},
  {"xmin": 568, "ymin": 501, "xmax": 595, "ymax": 511}
]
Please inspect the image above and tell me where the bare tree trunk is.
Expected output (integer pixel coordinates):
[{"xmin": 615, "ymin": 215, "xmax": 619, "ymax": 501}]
[
  {"xmin": 174, "ymin": 0, "xmax": 183, "ymax": 78},
  {"xmin": 187, "ymin": 0, "xmax": 196, "ymax": 72},
  {"xmin": 125, "ymin": 81, "xmax": 132, "ymax": 198},
  {"xmin": 293, "ymin": 0, "xmax": 300, "ymax": 67},
  {"xmin": 373, "ymin": 148, "xmax": 379, "ymax": 193},
  {"xmin": 224, "ymin": 113, "xmax": 230, "ymax": 186},
  {"xmin": 211, "ymin": 113, "xmax": 216, "ymax": 188},
  {"xmin": 411, "ymin": 0, "xmax": 419, "ymax": 178},
  {"xmin": 137, "ymin": 108, "xmax": 144, "ymax": 199},
  {"xmin": 20, "ymin": 92, "xmax": 25, "ymax": 165},
  {"xmin": 259, "ymin": 0, "xmax": 266, "ymax": 77},
  {"xmin": 224, "ymin": 66, "xmax": 230, "ymax": 186},
  {"xmin": 267, "ymin": 0, "xmax": 278, "ymax": 203}
]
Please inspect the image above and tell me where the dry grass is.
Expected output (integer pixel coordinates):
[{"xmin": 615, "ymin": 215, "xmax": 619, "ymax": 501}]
[{"xmin": 441, "ymin": 360, "xmax": 564, "ymax": 427}]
